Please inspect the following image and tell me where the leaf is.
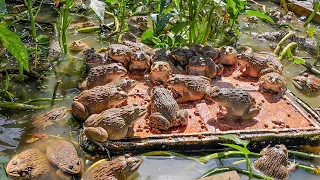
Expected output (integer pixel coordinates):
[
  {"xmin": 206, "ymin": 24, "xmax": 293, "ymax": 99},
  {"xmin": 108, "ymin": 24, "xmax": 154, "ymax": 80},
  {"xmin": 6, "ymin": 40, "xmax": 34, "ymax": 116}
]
[
  {"xmin": 307, "ymin": 27, "xmax": 316, "ymax": 38},
  {"xmin": 156, "ymin": 13, "xmax": 174, "ymax": 35},
  {"xmin": 5, "ymin": 71, "xmax": 9, "ymax": 91},
  {"xmin": 89, "ymin": 0, "xmax": 106, "ymax": 22},
  {"xmin": 246, "ymin": 10, "xmax": 275, "ymax": 23},
  {"xmin": 0, "ymin": 26, "xmax": 29, "ymax": 79},
  {"xmin": 293, "ymin": 57, "xmax": 306, "ymax": 65},
  {"xmin": 105, "ymin": 0, "xmax": 118, "ymax": 2},
  {"xmin": 171, "ymin": 21, "xmax": 190, "ymax": 34},
  {"xmin": 220, "ymin": 143, "xmax": 251, "ymax": 154},
  {"xmin": 287, "ymin": 47, "xmax": 293, "ymax": 60},
  {"xmin": 160, "ymin": 0, "xmax": 172, "ymax": 14},
  {"xmin": 141, "ymin": 29, "xmax": 154, "ymax": 41},
  {"xmin": 218, "ymin": 134, "xmax": 249, "ymax": 146},
  {"xmin": 0, "ymin": 0, "xmax": 7, "ymax": 14}
]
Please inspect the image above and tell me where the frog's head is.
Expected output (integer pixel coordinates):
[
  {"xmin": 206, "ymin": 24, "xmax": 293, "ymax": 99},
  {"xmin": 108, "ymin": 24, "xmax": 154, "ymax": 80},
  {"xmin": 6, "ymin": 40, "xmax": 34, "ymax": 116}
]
[{"xmin": 60, "ymin": 158, "xmax": 82, "ymax": 174}]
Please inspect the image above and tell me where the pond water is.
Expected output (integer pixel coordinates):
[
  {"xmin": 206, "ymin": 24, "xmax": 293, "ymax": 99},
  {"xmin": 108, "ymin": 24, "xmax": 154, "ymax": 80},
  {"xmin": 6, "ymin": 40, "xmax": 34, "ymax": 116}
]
[{"xmin": 0, "ymin": 1, "xmax": 319, "ymax": 180}]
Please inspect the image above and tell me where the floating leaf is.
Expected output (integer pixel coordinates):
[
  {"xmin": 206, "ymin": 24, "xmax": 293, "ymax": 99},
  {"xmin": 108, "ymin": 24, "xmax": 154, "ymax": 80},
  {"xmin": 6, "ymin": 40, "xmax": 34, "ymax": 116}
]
[
  {"xmin": 89, "ymin": 0, "xmax": 106, "ymax": 22},
  {"xmin": 0, "ymin": 26, "xmax": 29, "ymax": 79},
  {"xmin": 246, "ymin": 10, "xmax": 275, "ymax": 23},
  {"xmin": 293, "ymin": 57, "xmax": 306, "ymax": 65},
  {"xmin": 218, "ymin": 134, "xmax": 249, "ymax": 146}
]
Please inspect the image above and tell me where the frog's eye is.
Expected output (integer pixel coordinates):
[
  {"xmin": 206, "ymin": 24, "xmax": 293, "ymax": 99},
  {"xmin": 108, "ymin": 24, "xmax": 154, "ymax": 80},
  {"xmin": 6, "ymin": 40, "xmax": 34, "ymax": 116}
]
[
  {"xmin": 132, "ymin": 104, "xmax": 138, "ymax": 106},
  {"xmin": 124, "ymin": 154, "xmax": 131, "ymax": 158},
  {"xmin": 77, "ymin": 160, "xmax": 81, "ymax": 166}
]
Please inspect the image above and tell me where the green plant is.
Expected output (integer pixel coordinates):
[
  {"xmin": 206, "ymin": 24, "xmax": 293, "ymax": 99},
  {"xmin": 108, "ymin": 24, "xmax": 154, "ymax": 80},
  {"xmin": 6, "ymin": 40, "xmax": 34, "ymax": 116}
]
[
  {"xmin": 304, "ymin": 1, "xmax": 320, "ymax": 27},
  {"xmin": 0, "ymin": 72, "xmax": 14, "ymax": 102},
  {"xmin": 218, "ymin": 134, "xmax": 253, "ymax": 179},
  {"xmin": 0, "ymin": 25, "xmax": 29, "ymax": 80}
]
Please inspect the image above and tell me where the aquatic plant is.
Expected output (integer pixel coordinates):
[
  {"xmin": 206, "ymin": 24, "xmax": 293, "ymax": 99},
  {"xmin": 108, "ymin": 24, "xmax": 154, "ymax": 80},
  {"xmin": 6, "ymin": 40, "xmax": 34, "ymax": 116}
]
[
  {"xmin": 303, "ymin": 1, "xmax": 320, "ymax": 27},
  {"xmin": 0, "ymin": 72, "xmax": 14, "ymax": 102}
]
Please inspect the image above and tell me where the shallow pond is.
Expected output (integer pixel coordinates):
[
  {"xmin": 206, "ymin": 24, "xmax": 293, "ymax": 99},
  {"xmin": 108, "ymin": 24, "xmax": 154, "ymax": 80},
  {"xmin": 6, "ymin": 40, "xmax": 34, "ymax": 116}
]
[{"xmin": 0, "ymin": 1, "xmax": 319, "ymax": 180}]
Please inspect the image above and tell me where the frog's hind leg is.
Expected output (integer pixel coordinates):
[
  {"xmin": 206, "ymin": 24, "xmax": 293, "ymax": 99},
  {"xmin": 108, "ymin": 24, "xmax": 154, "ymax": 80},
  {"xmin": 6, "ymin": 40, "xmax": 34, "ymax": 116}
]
[
  {"xmin": 218, "ymin": 106, "xmax": 233, "ymax": 120},
  {"xmin": 149, "ymin": 112, "xmax": 171, "ymax": 130},
  {"xmin": 241, "ymin": 106, "xmax": 260, "ymax": 120},
  {"xmin": 72, "ymin": 101, "xmax": 90, "ymax": 121},
  {"xmin": 83, "ymin": 127, "xmax": 109, "ymax": 151}
]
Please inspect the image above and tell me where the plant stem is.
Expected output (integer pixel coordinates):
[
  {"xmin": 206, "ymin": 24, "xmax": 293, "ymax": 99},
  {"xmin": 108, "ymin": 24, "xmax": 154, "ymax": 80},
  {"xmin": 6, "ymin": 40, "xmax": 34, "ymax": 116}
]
[
  {"xmin": 273, "ymin": 30, "xmax": 294, "ymax": 55},
  {"xmin": 0, "ymin": 102, "xmax": 48, "ymax": 110},
  {"xmin": 198, "ymin": 151, "xmax": 260, "ymax": 163},
  {"xmin": 51, "ymin": 80, "xmax": 62, "ymax": 106},
  {"xmin": 303, "ymin": 1, "xmax": 320, "ymax": 27},
  {"xmin": 278, "ymin": 42, "xmax": 297, "ymax": 61},
  {"xmin": 25, "ymin": 0, "xmax": 38, "ymax": 69},
  {"xmin": 138, "ymin": 151, "xmax": 203, "ymax": 163},
  {"xmin": 23, "ymin": 98, "xmax": 65, "ymax": 104}
]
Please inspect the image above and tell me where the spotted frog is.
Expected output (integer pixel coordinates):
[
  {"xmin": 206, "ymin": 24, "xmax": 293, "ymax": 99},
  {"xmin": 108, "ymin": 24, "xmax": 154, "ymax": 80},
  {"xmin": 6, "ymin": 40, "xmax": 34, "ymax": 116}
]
[
  {"xmin": 106, "ymin": 44, "xmax": 132, "ymax": 67},
  {"xmin": 83, "ymin": 104, "xmax": 147, "ymax": 149},
  {"xmin": 166, "ymin": 74, "xmax": 212, "ymax": 103},
  {"xmin": 292, "ymin": 73, "xmax": 320, "ymax": 96},
  {"xmin": 259, "ymin": 72, "xmax": 287, "ymax": 99},
  {"xmin": 6, "ymin": 149, "xmax": 50, "ymax": 179},
  {"xmin": 216, "ymin": 46, "xmax": 238, "ymax": 67},
  {"xmin": 187, "ymin": 55, "xmax": 224, "ymax": 78},
  {"xmin": 83, "ymin": 154, "xmax": 142, "ymax": 180},
  {"xmin": 150, "ymin": 61, "xmax": 173, "ymax": 85},
  {"xmin": 209, "ymin": 87, "xmax": 260, "ymax": 120},
  {"xmin": 69, "ymin": 40, "xmax": 88, "ymax": 53},
  {"xmin": 253, "ymin": 144, "xmax": 296, "ymax": 179},
  {"xmin": 149, "ymin": 87, "xmax": 188, "ymax": 130},
  {"xmin": 32, "ymin": 107, "xmax": 69, "ymax": 129}
]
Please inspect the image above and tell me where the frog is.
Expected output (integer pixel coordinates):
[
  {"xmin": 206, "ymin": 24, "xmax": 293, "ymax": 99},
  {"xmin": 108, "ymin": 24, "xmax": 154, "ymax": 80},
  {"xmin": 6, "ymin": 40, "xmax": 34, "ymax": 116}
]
[
  {"xmin": 166, "ymin": 74, "xmax": 212, "ymax": 103},
  {"xmin": 72, "ymin": 86, "xmax": 128, "ymax": 121},
  {"xmin": 170, "ymin": 47, "xmax": 197, "ymax": 67},
  {"xmin": 186, "ymin": 55, "xmax": 224, "ymax": 78},
  {"xmin": 200, "ymin": 45, "xmax": 220, "ymax": 60},
  {"xmin": 68, "ymin": 40, "xmax": 88, "ymax": 53},
  {"xmin": 259, "ymin": 72, "xmax": 287, "ymax": 99},
  {"xmin": 152, "ymin": 48, "xmax": 184, "ymax": 74},
  {"xmin": 6, "ymin": 149, "xmax": 50, "ymax": 179},
  {"xmin": 104, "ymin": 77, "xmax": 137, "ymax": 92},
  {"xmin": 46, "ymin": 140, "xmax": 83, "ymax": 175},
  {"xmin": 129, "ymin": 51, "xmax": 151, "ymax": 71},
  {"xmin": 32, "ymin": 106, "xmax": 69, "ymax": 130},
  {"xmin": 150, "ymin": 61, "xmax": 173, "ymax": 85},
  {"xmin": 105, "ymin": 44, "xmax": 133, "ymax": 68},
  {"xmin": 215, "ymin": 46, "xmax": 238, "ymax": 67},
  {"xmin": 84, "ymin": 48, "xmax": 107, "ymax": 69},
  {"xmin": 253, "ymin": 144, "xmax": 296, "ymax": 179},
  {"xmin": 209, "ymin": 87, "xmax": 260, "ymax": 120},
  {"xmin": 119, "ymin": 31, "xmax": 138, "ymax": 42},
  {"xmin": 120, "ymin": 41, "xmax": 153, "ymax": 55},
  {"xmin": 128, "ymin": 16, "xmax": 148, "ymax": 31},
  {"xmin": 82, "ymin": 154, "xmax": 142, "ymax": 180},
  {"xmin": 149, "ymin": 87, "xmax": 188, "ymax": 130},
  {"xmin": 235, "ymin": 51, "xmax": 283, "ymax": 78},
  {"xmin": 292, "ymin": 73, "xmax": 320, "ymax": 96},
  {"xmin": 83, "ymin": 104, "xmax": 147, "ymax": 150},
  {"xmin": 81, "ymin": 63, "xmax": 127, "ymax": 89},
  {"xmin": 257, "ymin": 30, "xmax": 286, "ymax": 41}
]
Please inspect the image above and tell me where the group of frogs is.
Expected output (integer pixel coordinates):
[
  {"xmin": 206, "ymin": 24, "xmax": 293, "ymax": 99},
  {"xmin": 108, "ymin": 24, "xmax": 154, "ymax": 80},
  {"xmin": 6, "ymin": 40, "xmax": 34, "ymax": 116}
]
[{"xmin": 4, "ymin": 38, "xmax": 311, "ymax": 179}]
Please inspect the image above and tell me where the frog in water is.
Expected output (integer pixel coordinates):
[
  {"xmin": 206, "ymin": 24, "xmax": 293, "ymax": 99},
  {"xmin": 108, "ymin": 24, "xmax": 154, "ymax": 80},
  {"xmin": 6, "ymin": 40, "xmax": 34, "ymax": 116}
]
[
  {"xmin": 254, "ymin": 144, "xmax": 296, "ymax": 179},
  {"xmin": 209, "ymin": 87, "xmax": 260, "ymax": 120},
  {"xmin": 32, "ymin": 107, "xmax": 69, "ymax": 129},
  {"xmin": 6, "ymin": 149, "xmax": 50, "ymax": 179},
  {"xmin": 83, "ymin": 104, "xmax": 147, "ymax": 150},
  {"xmin": 292, "ymin": 73, "xmax": 320, "ymax": 96},
  {"xmin": 83, "ymin": 154, "xmax": 142, "ymax": 180},
  {"xmin": 68, "ymin": 40, "xmax": 88, "ymax": 53},
  {"xmin": 149, "ymin": 87, "xmax": 188, "ymax": 130},
  {"xmin": 46, "ymin": 140, "xmax": 83, "ymax": 176}
]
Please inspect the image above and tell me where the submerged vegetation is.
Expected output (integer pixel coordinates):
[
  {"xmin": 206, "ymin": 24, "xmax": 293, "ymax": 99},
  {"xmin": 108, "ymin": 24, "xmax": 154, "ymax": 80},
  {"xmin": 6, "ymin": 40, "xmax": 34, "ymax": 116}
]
[{"xmin": 0, "ymin": 0, "xmax": 320, "ymax": 179}]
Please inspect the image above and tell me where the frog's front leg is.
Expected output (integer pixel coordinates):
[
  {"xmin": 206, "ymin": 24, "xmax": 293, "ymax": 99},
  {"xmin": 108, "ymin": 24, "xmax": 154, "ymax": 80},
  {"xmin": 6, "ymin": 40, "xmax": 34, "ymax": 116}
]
[
  {"xmin": 218, "ymin": 106, "xmax": 233, "ymax": 120},
  {"xmin": 126, "ymin": 126, "xmax": 135, "ymax": 138},
  {"xmin": 241, "ymin": 106, "xmax": 260, "ymax": 120},
  {"xmin": 149, "ymin": 112, "xmax": 171, "ymax": 130}
]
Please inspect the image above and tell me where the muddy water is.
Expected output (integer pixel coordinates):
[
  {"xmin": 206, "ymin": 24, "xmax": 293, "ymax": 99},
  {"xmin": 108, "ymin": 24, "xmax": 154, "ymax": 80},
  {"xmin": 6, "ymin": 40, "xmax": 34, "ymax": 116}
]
[{"xmin": 0, "ymin": 1, "xmax": 320, "ymax": 180}]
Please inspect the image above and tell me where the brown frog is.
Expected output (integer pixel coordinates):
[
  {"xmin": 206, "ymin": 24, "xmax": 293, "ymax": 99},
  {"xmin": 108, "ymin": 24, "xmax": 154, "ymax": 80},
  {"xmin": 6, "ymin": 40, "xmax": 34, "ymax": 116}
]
[
  {"xmin": 171, "ymin": 47, "xmax": 197, "ymax": 67},
  {"xmin": 104, "ymin": 77, "xmax": 137, "ymax": 92},
  {"xmin": 82, "ymin": 63, "xmax": 127, "ymax": 89},
  {"xmin": 69, "ymin": 40, "xmax": 88, "ymax": 53},
  {"xmin": 6, "ymin": 149, "xmax": 50, "ymax": 179},
  {"xmin": 32, "ymin": 107, "xmax": 69, "ymax": 129},
  {"xmin": 186, "ymin": 55, "xmax": 224, "ymax": 78},
  {"xmin": 121, "ymin": 41, "xmax": 153, "ymax": 55},
  {"xmin": 129, "ymin": 51, "xmax": 151, "ymax": 71},
  {"xmin": 259, "ymin": 72, "xmax": 287, "ymax": 99},
  {"xmin": 105, "ymin": 44, "xmax": 132, "ymax": 67},
  {"xmin": 150, "ymin": 61, "xmax": 173, "ymax": 85},
  {"xmin": 83, "ymin": 104, "xmax": 147, "ymax": 149},
  {"xmin": 84, "ymin": 48, "xmax": 107, "ymax": 69},
  {"xmin": 200, "ymin": 45, "xmax": 220, "ymax": 60},
  {"xmin": 46, "ymin": 140, "xmax": 82, "ymax": 175},
  {"xmin": 149, "ymin": 87, "xmax": 188, "ymax": 130},
  {"xmin": 216, "ymin": 46, "xmax": 238, "ymax": 67},
  {"xmin": 72, "ymin": 86, "xmax": 128, "ymax": 120},
  {"xmin": 83, "ymin": 154, "xmax": 142, "ymax": 180},
  {"xmin": 292, "ymin": 73, "xmax": 320, "ymax": 96},
  {"xmin": 236, "ymin": 52, "xmax": 283, "ymax": 78},
  {"xmin": 166, "ymin": 74, "xmax": 212, "ymax": 103},
  {"xmin": 253, "ymin": 144, "xmax": 296, "ymax": 179},
  {"xmin": 209, "ymin": 87, "xmax": 260, "ymax": 120}
]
